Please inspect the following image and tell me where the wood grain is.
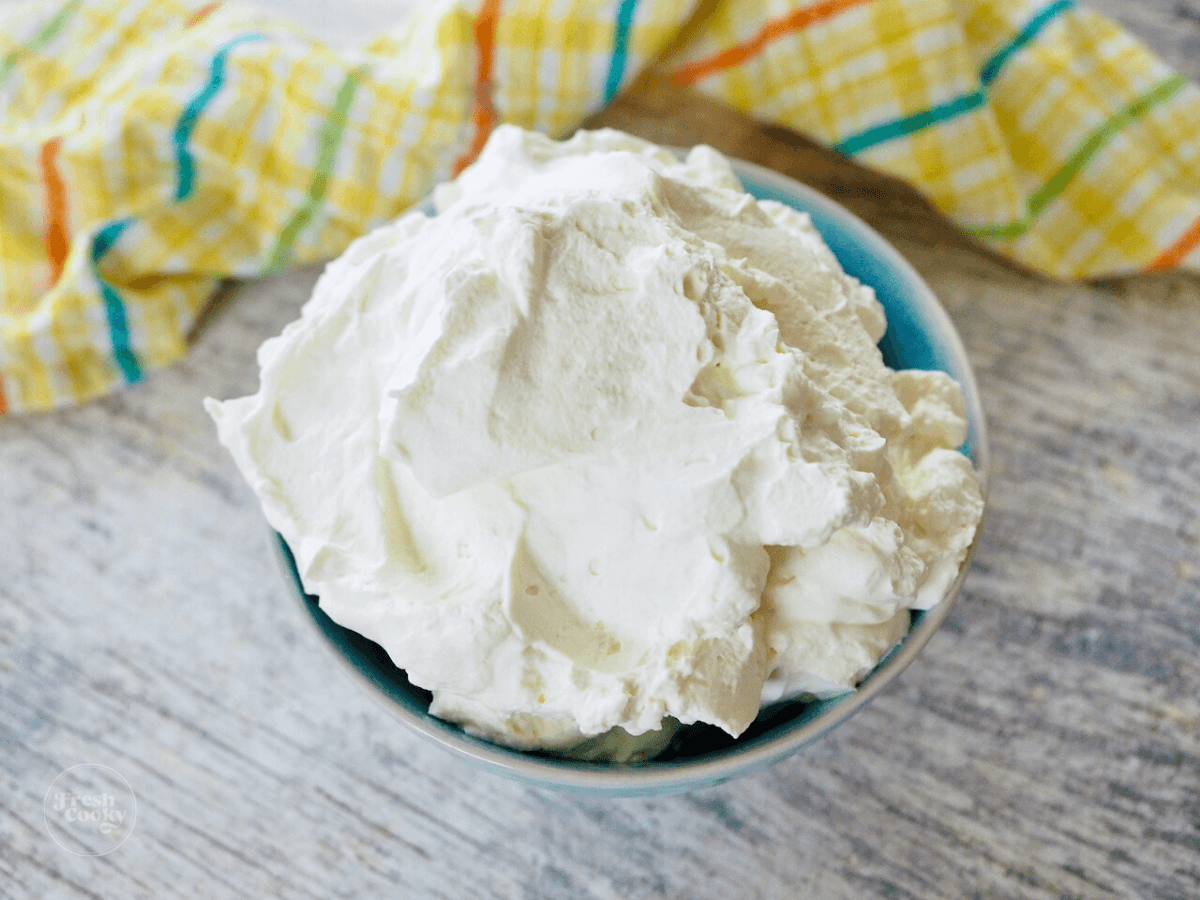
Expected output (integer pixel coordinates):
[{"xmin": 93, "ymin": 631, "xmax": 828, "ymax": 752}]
[{"xmin": 3, "ymin": 1, "xmax": 1200, "ymax": 898}]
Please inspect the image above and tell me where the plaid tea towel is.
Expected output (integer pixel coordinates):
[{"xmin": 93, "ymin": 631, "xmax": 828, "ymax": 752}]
[{"xmin": 1, "ymin": 0, "xmax": 1198, "ymax": 414}]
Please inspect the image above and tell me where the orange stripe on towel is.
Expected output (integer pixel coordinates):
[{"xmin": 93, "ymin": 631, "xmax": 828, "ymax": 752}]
[
  {"xmin": 672, "ymin": 0, "xmax": 873, "ymax": 85},
  {"xmin": 40, "ymin": 136, "xmax": 69, "ymax": 289},
  {"xmin": 1150, "ymin": 213, "xmax": 1200, "ymax": 270},
  {"xmin": 452, "ymin": 0, "xmax": 503, "ymax": 176},
  {"xmin": 184, "ymin": 2, "xmax": 221, "ymax": 29}
]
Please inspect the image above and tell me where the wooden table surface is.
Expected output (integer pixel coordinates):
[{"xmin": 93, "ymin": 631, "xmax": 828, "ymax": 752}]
[{"xmin": 3, "ymin": 2, "xmax": 1199, "ymax": 898}]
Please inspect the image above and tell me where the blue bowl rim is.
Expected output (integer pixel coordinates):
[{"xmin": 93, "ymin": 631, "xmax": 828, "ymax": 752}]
[{"xmin": 272, "ymin": 156, "xmax": 991, "ymax": 797}]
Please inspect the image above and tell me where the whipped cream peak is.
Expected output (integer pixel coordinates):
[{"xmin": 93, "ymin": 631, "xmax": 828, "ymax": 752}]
[{"xmin": 207, "ymin": 125, "xmax": 983, "ymax": 753}]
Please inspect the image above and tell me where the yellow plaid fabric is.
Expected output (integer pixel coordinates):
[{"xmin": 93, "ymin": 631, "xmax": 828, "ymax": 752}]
[{"xmin": 1, "ymin": 0, "xmax": 1198, "ymax": 414}]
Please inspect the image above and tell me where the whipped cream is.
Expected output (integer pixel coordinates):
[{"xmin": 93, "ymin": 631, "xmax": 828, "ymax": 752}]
[{"xmin": 206, "ymin": 126, "xmax": 983, "ymax": 753}]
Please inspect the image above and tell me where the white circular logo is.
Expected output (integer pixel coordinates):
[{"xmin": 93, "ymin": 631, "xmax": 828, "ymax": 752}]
[{"xmin": 43, "ymin": 764, "xmax": 137, "ymax": 856}]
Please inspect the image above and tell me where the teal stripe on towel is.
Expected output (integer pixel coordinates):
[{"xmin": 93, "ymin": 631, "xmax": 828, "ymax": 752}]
[
  {"xmin": 173, "ymin": 33, "xmax": 264, "ymax": 201},
  {"xmin": 603, "ymin": 0, "xmax": 640, "ymax": 103},
  {"xmin": 835, "ymin": 90, "xmax": 987, "ymax": 155},
  {"xmin": 981, "ymin": 0, "xmax": 1075, "ymax": 86},
  {"xmin": 90, "ymin": 218, "xmax": 142, "ymax": 384}
]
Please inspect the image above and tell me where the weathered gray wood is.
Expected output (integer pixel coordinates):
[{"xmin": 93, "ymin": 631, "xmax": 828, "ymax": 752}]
[{"xmin": 3, "ymin": 2, "xmax": 1200, "ymax": 898}]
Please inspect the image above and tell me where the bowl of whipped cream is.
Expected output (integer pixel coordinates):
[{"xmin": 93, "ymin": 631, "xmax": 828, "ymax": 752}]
[{"xmin": 208, "ymin": 126, "xmax": 988, "ymax": 797}]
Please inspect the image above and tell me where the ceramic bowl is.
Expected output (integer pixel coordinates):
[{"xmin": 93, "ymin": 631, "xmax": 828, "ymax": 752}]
[{"xmin": 272, "ymin": 157, "xmax": 989, "ymax": 798}]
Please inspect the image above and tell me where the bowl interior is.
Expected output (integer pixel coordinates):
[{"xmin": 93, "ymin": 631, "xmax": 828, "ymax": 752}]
[{"xmin": 275, "ymin": 159, "xmax": 988, "ymax": 797}]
